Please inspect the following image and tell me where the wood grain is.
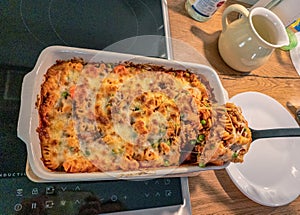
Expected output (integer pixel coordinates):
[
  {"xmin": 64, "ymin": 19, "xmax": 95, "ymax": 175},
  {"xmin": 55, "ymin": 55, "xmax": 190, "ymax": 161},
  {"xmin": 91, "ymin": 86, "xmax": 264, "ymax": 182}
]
[{"xmin": 167, "ymin": 0, "xmax": 300, "ymax": 214}]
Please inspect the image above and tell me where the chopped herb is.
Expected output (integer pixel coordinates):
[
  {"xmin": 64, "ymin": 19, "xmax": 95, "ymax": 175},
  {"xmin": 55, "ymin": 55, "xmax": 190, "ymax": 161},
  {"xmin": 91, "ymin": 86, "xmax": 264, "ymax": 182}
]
[
  {"xmin": 151, "ymin": 143, "xmax": 159, "ymax": 149},
  {"xmin": 85, "ymin": 150, "xmax": 91, "ymax": 156},
  {"xmin": 68, "ymin": 147, "xmax": 75, "ymax": 152},
  {"xmin": 180, "ymin": 114, "xmax": 185, "ymax": 120},
  {"xmin": 174, "ymin": 94, "xmax": 180, "ymax": 100},
  {"xmin": 159, "ymin": 127, "xmax": 166, "ymax": 135}
]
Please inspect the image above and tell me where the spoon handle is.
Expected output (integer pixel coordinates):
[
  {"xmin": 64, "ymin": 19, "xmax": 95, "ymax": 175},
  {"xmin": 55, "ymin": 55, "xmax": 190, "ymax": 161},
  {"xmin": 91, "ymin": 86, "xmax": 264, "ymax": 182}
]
[{"xmin": 251, "ymin": 127, "xmax": 300, "ymax": 141}]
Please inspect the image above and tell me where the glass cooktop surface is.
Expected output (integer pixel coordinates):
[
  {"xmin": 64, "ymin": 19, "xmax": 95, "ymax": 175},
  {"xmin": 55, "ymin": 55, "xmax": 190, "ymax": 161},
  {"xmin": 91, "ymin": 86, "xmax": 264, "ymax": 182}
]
[{"xmin": 0, "ymin": 1, "xmax": 191, "ymax": 214}]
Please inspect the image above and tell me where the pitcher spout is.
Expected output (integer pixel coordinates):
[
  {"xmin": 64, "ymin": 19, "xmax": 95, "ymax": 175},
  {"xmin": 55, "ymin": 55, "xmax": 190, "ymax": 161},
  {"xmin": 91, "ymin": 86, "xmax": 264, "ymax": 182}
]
[
  {"xmin": 276, "ymin": 29, "xmax": 290, "ymax": 48},
  {"xmin": 250, "ymin": 7, "xmax": 289, "ymax": 48},
  {"xmin": 274, "ymin": 27, "xmax": 290, "ymax": 48}
]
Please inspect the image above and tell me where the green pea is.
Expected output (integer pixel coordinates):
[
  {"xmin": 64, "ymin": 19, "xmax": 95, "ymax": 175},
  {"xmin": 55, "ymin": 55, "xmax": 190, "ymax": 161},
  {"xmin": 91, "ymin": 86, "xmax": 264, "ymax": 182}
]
[
  {"xmin": 199, "ymin": 162, "xmax": 206, "ymax": 168},
  {"xmin": 197, "ymin": 134, "xmax": 205, "ymax": 142},
  {"xmin": 232, "ymin": 152, "xmax": 239, "ymax": 158},
  {"xmin": 166, "ymin": 139, "xmax": 171, "ymax": 146},
  {"xmin": 61, "ymin": 91, "xmax": 69, "ymax": 99}
]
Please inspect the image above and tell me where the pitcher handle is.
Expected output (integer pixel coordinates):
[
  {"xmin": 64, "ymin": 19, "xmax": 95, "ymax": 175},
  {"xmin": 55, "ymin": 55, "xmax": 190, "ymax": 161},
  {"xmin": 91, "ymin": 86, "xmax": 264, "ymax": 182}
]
[{"xmin": 222, "ymin": 4, "xmax": 249, "ymax": 32}]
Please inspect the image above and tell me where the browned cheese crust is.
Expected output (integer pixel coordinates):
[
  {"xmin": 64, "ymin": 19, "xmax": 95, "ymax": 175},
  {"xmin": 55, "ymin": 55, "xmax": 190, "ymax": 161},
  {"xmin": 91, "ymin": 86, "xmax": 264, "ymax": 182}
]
[
  {"xmin": 36, "ymin": 59, "xmax": 252, "ymax": 173},
  {"xmin": 36, "ymin": 59, "xmax": 99, "ymax": 172}
]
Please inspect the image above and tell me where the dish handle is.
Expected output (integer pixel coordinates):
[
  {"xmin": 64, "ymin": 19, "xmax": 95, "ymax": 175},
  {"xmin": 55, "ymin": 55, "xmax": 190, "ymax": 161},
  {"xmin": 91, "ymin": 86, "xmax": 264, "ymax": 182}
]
[{"xmin": 17, "ymin": 71, "xmax": 35, "ymax": 144}]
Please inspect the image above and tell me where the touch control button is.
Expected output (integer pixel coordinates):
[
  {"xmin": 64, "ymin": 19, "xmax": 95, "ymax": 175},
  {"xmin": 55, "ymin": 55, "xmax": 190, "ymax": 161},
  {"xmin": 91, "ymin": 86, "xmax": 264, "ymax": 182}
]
[
  {"xmin": 32, "ymin": 188, "xmax": 39, "ymax": 195},
  {"xmin": 164, "ymin": 179, "xmax": 171, "ymax": 185},
  {"xmin": 46, "ymin": 186, "xmax": 55, "ymax": 195},
  {"xmin": 165, "ymin": 190, "xmax": 172, "ymax": 197},
  {"xmin": 111, "ymin": 195, "xmax": 118, "ymax": 202},
  {"xmin": 45, "ymin": 200, "xmax": 54, "ymax": 208},
  {"xmin": 16, "ymin": 188, "xmax": 23, "ymax": 197},
  {"xmin": 14, "ymin": 203, "xmax": 22, "ymax": 212}
]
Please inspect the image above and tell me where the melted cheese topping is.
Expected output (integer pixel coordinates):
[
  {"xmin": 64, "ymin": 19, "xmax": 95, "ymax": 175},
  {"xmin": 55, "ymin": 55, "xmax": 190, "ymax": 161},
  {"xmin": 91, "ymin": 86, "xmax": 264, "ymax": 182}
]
[{"xmin": 36, "ymin": 60, "xmax": 252, "ymax": 173}]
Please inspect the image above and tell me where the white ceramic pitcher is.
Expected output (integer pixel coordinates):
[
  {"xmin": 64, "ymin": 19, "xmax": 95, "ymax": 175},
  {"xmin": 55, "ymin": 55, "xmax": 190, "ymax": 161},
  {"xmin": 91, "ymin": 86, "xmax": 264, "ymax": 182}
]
[{"xmin": 218, "ymin": 4, "xmax": 289, "ymax": 72}]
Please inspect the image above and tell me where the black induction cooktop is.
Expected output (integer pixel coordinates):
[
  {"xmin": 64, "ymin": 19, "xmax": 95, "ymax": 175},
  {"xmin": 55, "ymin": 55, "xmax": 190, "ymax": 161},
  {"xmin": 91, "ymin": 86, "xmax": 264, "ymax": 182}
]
[{"xmin": 0, "ymin": 1, "xmax": 191, "ymax": 214}]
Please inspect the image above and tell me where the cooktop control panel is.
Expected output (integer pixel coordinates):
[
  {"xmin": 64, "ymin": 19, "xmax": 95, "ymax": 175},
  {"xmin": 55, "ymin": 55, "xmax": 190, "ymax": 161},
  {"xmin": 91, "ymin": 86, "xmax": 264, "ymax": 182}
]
[{"xmin": 1, "ymin": 177, "xmax": 186, "ymax": 214}]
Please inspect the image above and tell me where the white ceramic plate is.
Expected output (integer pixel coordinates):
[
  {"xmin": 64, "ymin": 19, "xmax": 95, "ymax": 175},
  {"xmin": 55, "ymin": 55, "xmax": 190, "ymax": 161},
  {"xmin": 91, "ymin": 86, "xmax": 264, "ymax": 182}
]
[
  {"xmin": 290, "ymin": 32, "xmax": 300, "ymax": 76},
  {"xmin": 226, "ymin": 92, "xmax": 300, "ymax": 206}
]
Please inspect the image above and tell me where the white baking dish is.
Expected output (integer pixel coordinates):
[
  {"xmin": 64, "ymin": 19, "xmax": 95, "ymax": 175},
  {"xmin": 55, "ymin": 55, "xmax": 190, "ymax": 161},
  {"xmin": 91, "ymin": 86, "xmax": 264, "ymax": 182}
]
[{"xmin": 17, "ymin": 45, "xmax": 228, "ymax": 182}]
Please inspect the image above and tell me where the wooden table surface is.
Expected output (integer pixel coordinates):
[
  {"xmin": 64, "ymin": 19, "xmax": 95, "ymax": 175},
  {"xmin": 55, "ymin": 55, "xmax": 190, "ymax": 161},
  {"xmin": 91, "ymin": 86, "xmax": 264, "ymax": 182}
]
[{"xmin": 167, "ymin": 0, "xmax": 300, "ymax": 214}]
